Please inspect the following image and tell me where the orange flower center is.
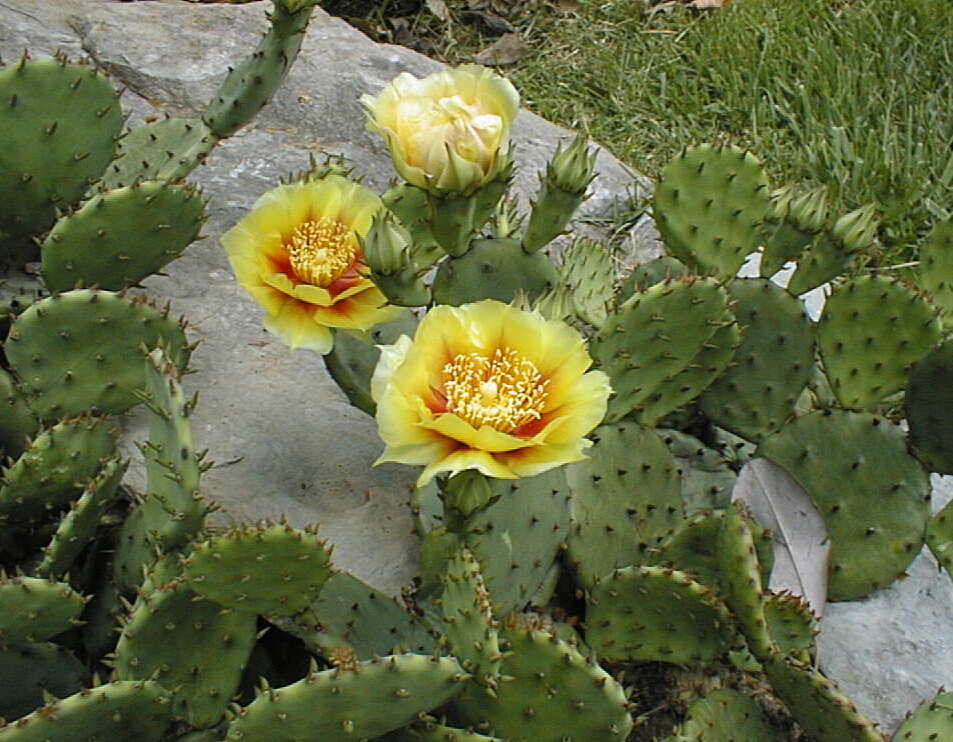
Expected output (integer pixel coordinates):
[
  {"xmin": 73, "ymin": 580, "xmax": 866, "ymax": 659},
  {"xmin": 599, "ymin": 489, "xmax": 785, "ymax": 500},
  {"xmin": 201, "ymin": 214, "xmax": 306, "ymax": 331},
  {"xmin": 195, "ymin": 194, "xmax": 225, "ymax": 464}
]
[
  {"xmin": 442, "ymin": 347, "xmax": 549, "ymax": 433},
  {"xmin": 287, "ymin": 217, "xmax": 355, "ymax": 287}
]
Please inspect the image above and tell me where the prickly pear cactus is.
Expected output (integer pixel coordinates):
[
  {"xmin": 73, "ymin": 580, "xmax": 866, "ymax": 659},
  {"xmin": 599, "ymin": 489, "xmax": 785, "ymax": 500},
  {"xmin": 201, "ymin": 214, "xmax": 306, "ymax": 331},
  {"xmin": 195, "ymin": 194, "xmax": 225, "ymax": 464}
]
[
  {"xmin": 653, "ymin": 143, "xmax": 771, "ymax": 278},
  {"xmin": 905, "ymin": 338, "xmax": 953, "ymax": 474}
]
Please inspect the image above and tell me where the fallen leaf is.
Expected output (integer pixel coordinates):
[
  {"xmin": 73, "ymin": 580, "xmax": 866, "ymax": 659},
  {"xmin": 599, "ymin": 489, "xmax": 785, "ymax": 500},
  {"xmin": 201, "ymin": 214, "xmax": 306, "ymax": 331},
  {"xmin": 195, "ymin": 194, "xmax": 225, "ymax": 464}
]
[
  {"xmin": 426, "ymin": 0, "xmax": 450, "ymax": 21},
  {"xmin": 732, "ymin": 458, "xmax": 830, "ymax": 618},
  {"xmin": 688, "ymin": 0, "xmax": 730, "ymax": 7},
  {"xmin": 472, "ymin": 33, "xmax": 528, "ymax": 66}
]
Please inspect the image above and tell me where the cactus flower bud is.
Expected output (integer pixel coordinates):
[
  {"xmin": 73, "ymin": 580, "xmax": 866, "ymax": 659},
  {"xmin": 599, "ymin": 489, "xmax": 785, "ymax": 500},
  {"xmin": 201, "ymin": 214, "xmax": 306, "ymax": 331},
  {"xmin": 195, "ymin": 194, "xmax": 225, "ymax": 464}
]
[
  {"xmin": 787, "ymin": 186, "xmax": 829, "ymax": 234},
  {"xmin": 361, "ymin": 65, "xmax": 519, "ymax": 196},
  {"xmin": 831, "ymin": 203, "xmax": 879, "ymax": 252},
  {"xmin": 271, "ymin": 0, "xmax": 320, "ymax": 12},
  {"xmin": 361, "ymin": 211, "xmax": 432, "ymax": 307},
  {"xmin": 548, "ymin": 134, "xmax": 598, "ymax": 195}
]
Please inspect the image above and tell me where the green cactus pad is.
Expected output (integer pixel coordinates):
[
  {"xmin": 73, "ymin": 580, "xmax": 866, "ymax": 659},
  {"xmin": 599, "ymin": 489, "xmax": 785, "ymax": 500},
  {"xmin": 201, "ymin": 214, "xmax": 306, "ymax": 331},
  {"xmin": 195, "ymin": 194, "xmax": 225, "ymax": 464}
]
[
  {"xmin": 431, "ymin": 238, "xmax": 558, "ymax": 306},
  {"xmin": 758, "ymin": 410, "xmax": 931, "ymax": 600},
  {"xmin": 660, "ymin": 430, "xmax": 737, "ymax": 515},
  {"xmin": 617, "ymin": 256, "xmax": 691, "ymax": 298},
  {"xmin": 677, "ymin": 688, "xmax": 779, "ymax": 741},
  {"xmin": 759, "ymin": 186, "xmax": 829, "ymax": 279},
  {"xmin": 5, "ymin": 289, "xmax": 191, "ymax": 421},
  {"xmin": 204, "ymin": 6, "xmax": 313, "ymax": 139},
  {"xmin": 454, "ymin": 626, "xmax": 633, "ymax": 741},
  {"xmin": 323, "ymin": 311, "xmax": 418, "ymax": 417},
  {"xmin": 653, "ymin": 144, "xmax": 771, "ymax": 278},
  {"xmin": 637, "ymin": 315, "xmax": 740, "ymax": 427},
  {"xmin": 890, "ymin": 690, "xmax": 953, "ymax": 741},
  {"xmin": 906, "ymin": 339, "xmax": 953, "ymax": 474},
  {"xmin": 438, "ymin": 546, "xmax": 502, "ymax": 689},
  {"xmin": 0, "ymin": 56, "xmax": 122, "ymax": 258},
  {"xmin": 113, "ymin": 578, "xmax": 258, "ymax": 728},
  {"xmin": 764, "ymin": 591, "xmax": 818, "ymax": 659},
  {"xmin": 592, "ymin": 276, "xmax": 731, "ymax": 423},
  {"xmin": 114, "ymin": 350, "xmax": 207, "ymax": 591},
  {"xmin": 558, "ymin": 239, "xmax": 615, "ymax": 328},
  {"xmin": 100, "ymin": 117, "xmax": 218, "ymax": 190},
  {"xmin": 652, "ymin": 510, "xmax": 726, "ymax": 586},
  {"xmin": 919, "ymin": 220, "xmax": 953, "ymax": 331},
  {"xmin": 0, "ymin": 680, "xmax": 173, "ymax": 742},
  {"xmin": 0, "ymin": 416, "xmax": 118, "ymax": 524},
  {"xmin": 42, "ymin": 180, "xmax": 206, "ymax": 292},
  {"xmin": 465, "ymin": 467, "xmax": 572, "ymax": 616},
  {"xmin": 817, "ymin": 275, "xmax": 941, "ymax": 410},
  {"xmin": 0, "ymin": 575, "xmax": 86, "ymax": 643},
  {"xmin": 785, "ymin": 232, "xmax": 853, "ymax": 296},
  {"xmin": 0, "ymin": 641, "xmax": 88, "ymax": 723},
  {"xmin": 566, "ymin": 422, "xmax": 683, "ymax": 586},
  {"xmin": 718, "ymin": 501, "xmax": 774, "ymax": 660},
  {"xmin": 225, "ymin": 654, "xmax": 466, "ymax": 741},
  {"xmin": 586, "ymin": 565, "xmax": 734, "ymax": 664},
  {"xmin": 36, "ymin": 457, "xmax": 127, "ymax": 578},
  {"xmin": 183, "ymin": 521, "xmax": 333, "ymax": 616},
  {"xmin": 0, "ymin": 366, "xmax": 38, "ymax": 458},
  {"xmin": 381, "ymin": 183, "xmax": 441, "ymax": 263},
  {"xmin": 925, "ymin": 497, "xmax": 953, "ymax": 579},
  {"xmin": 299, "ymin": 571, "xmax": 436, "ymax": 659},
  {"xmin": 699, "ymin": 278, "xmax": 815, "ymax": 441},
  {"xmin": 763, "ymin": 654, "xmax": 882, "ymax": 742}
]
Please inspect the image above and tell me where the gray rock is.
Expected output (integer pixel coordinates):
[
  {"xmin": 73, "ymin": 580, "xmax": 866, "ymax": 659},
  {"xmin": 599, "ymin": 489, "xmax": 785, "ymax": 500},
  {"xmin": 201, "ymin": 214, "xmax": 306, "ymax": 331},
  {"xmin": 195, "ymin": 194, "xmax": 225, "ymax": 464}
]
[{"xmin": 0, "ymin": 0, "xmax": 635, "ymax": 594}]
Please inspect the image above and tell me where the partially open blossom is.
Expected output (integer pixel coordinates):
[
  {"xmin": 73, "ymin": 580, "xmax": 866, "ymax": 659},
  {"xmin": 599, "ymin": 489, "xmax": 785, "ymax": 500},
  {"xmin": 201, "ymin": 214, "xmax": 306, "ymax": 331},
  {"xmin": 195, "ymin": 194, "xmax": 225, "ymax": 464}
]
[
  {"xmin": 372, "ymin": 300, "xmax": 611, "ymax": 486},
  {"xmin": 221, "ymin": 175, "xmax": 401, "ymax": 353},
  {"xmin": 361, "ymin": 65, "xmax": 520, "ymax": 195}
]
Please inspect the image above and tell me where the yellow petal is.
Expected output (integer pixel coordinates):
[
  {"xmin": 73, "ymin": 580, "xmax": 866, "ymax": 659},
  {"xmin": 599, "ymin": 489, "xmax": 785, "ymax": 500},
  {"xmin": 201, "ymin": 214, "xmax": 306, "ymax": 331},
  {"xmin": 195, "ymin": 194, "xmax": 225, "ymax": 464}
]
[
  {"xmin": 416, "ymin": 448, "xmax": 518, "ymax": 488},
  {"xmin": 262, "ymin": 300, "xmax": 333, "ymax": 353},
  {"xmin": 371, "ymin": 335, "xmax": 413, "ymax": 403}
]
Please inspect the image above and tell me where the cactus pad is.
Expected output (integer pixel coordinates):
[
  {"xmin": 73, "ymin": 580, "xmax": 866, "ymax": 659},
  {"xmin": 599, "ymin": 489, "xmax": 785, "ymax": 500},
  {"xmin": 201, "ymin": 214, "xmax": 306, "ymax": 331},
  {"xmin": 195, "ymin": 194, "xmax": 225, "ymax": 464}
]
[
  {"xmin": 183, "ymin": 521, "xmax": 334, "ymax": 616},
  {"xmin": 0, "ymin": 366, "xmax": 37, "ymax": 458},
  {"xmin": 225, "ymin": 654, "xmax": 466, "ymax": 741},
  {"xmin": 42, "ymin": 180, "xmax": 206, "ymax": 292},
  {"xmin": 558, "ymin": 239, "xmax": 615, "ymax": 328},
  {"xmin": 653, "ymin": 144, "xmax": 771, "ymax": 277},
  {"xmin": 5, "ymin": 289, "xmax": 191, "ymax": 421},
  {"xmin": 0, "ymin": 680, "xmax": 173, "ymax": 742},
  {"xmin": 0, "ymin": 56, "xmax": 122, "ymax": 257},
  {"xmin": 454, "ymin": 625, "xmax": 633, "ymax": 741},
  {"xmin": 113, "ymin": 578, "xmax": 258, "ymax": 728},
  {"xmin": 592, "ymin": 276, "xmax": 732, "ymax": 422},
  {"xmin": 100, "ymin": 117, "xmax": 217, "ymax": 190},
  {"xmin": 431, "ymin": 238, "xmax": 558, "ymax": 306},
  {"xmin": 763, "ymin": 654, "xmax": 882, "ymax": 742},
  {"xmin": 891, "ymin": 690, "xmax": 953, "ymax": 741},
  {"xmin": 919, "ymin": 220, "xmax": 953, "ymax": 331},
  {"xmin": 677, "ymin": 688, "xmax": 779, "ymax": 741},
  {"xmin": 817, "ymin": 275, "xmax": 941, "ymax": 410},
  {"xmin": 0, "ymin": 641, "xmax": 88, "ymax": 723},
  {"xmin": 0, "ymin": 575, "xmax": 87, "ymax": 644},
  {"xmin": 699, "ymin": 278, "xmax": 815, "ymax": 441},
  {"xmin": 566, "ymin": 422, "xmax": 683, "ymax": 586},
  {"xmin": 0, "ymin": 416, "xmax": 117, "ymax": 524},
  {"xmin": 906, "ymin": 339, "xmax": 953, "ymax": 474},
  {"xmin": 586, "ymin": 565, "xmax": 734, "ymax": 664},
  {"xmin": 36, "ymin": 457, "xmax": 127, "ymax": 577},
  {"xmin": 758, "ymin": 410, "xmax": 931, "ymax": 600}
]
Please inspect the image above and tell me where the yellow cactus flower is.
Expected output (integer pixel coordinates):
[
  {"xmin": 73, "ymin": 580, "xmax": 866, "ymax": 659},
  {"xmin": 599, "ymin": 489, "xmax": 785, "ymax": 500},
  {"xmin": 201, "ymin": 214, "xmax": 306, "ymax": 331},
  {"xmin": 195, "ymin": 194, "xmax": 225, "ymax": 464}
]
[
  {"xmin": 372, "ymin": 300, "xmax": 611, "ymax": 486},
  {"xmin": 221, "ymin": 175, "xmax": 401, "ymax": 353},
  {"xmin": 361, "ymin": 65, "xmax": 520, "ymax": 195}
]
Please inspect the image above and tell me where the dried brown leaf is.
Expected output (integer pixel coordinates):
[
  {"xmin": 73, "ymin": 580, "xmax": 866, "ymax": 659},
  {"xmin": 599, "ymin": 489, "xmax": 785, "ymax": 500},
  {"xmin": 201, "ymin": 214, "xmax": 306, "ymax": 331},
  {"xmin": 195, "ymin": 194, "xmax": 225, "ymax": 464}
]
[
  {"xmin": 426, "ymin": 0, "xmax": 450, "ymax": 21},
  {"xmin": 472, "ymin": 33, "xmax": 529, "ymax": 66}
]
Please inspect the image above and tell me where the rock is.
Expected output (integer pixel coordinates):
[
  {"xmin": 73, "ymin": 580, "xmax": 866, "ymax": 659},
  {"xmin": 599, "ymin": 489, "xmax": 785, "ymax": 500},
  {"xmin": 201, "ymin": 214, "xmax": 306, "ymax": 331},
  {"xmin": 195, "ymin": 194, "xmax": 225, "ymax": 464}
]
[
  {"xmin": 816, "ymin": 474, "xmax": 953, "ymax": 736},
  {"xmin": 0, "ymin": 0, "xmax": 636, "ymax": 595}
]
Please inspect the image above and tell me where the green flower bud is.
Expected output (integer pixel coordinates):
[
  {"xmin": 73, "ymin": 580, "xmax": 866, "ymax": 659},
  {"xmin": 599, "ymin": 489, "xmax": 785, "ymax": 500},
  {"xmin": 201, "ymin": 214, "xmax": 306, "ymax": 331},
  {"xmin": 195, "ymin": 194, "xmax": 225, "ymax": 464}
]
[
  {"xmin": 548, "ymin": 133, "xmax": 598, "ymax": 196},
  {"xmin": 272, "ymin": 0, "xmax": 320, "ymax": 13},
  {"xmin": 831, "ymin": 203, "xmax": 879, "ymax": 252},
  {"xmin": 787, "ymin": 186, "xmax": 829, "ymax": 234},
  {"xmin": 361, "ymin": 210, "xmax": 412, "ymax": 276}
]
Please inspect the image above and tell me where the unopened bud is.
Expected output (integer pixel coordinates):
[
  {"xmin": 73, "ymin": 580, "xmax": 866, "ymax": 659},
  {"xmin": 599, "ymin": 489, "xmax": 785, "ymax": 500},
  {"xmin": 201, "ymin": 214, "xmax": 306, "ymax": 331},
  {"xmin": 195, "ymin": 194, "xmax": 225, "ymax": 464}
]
[
  {"xmin": 831, "ymin": 203, "xmax": 878, "ymax": 252},
  {"xmin": 361, "ymin": 210, "xmax": 412, "ymax": 276},
  {"xmin": 272, "ymin": 0, "xmax": 320, "ymax": 13},
  {"xmin": 548, "ymin": 134, "xmax": 598, "ymax": 196},
  {"xmin": 787, "ymin": 186, "xmax": 828, "ymax": 234}
]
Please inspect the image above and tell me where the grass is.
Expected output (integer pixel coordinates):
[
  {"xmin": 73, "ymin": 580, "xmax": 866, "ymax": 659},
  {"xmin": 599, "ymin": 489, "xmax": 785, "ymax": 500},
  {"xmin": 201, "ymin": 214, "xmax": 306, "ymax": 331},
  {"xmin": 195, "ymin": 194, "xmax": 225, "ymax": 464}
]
[{"xmin": 404, "ymin": 0, "xmax": 953, "ymax": 264}]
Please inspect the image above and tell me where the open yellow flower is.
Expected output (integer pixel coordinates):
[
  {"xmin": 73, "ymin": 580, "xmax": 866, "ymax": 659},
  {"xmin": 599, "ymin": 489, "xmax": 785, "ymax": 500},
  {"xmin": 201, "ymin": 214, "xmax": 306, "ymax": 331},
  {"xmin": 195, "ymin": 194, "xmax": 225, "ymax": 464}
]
[
  {"xmin": 221, "ymin": 175, "xmax": 401, "ymax": 353},
  {"xmin": 372, "ymin": 300, "xmax": 611, "ymax": 486},
  {"xmin": 361, "ymin": 65, "xmax": 520, "ymax": 195}
]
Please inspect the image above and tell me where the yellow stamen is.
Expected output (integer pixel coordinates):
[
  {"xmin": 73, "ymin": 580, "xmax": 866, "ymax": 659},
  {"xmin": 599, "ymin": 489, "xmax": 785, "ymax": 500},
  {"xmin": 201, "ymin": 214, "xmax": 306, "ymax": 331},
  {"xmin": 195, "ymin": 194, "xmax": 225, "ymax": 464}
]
[
  {"xmin": 287, "ymin": 217, "xmax": 355, "ymax": 286},
  {"xmin": 443, "ymin": 347, "xmax": 549, "ymax": 433}
]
